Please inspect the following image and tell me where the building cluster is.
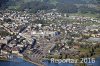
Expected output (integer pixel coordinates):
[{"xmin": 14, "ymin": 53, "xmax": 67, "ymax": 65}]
[{"xmin": 0, "ymin": 10, "xmax": 100, "ymax": 63}]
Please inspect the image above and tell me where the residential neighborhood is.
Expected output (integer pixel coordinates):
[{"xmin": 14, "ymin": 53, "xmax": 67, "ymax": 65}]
[{"xmin": 0, "ymin": 9, "xmax": 100, "ymax": 66}]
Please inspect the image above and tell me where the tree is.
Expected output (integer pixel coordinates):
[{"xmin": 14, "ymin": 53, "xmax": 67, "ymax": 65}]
[
  {"xmin": 61, "ymin": 53, "xmax": 66, "ymax": 59},
  {"xmin": 3, "ymin": 18, "xmax": 12, "ymax": 23},
  {"xmin": 54, "ymin": 55, "xmax": 60, "ymax": 59},
  {"xmin": 20, "ymin": 1, "xmax": 55, "ymax": 13},
  {"xmin": 0, "ymin": 31, "xmax": 11, "ymax": 37},
  {"xmin": 0, "ymin": 0, "xmax": 9, "ymax": 7},
  {"xmin": 96, "ymin": 0, "xmax": 100, "ymax": 3},
  {"xmin": 56, "ymin": 4, "xmax": 78, "ymax": 13},
  {"xmin": 78, "ymin": 6, "xmax": 97, "ymax": 14}
]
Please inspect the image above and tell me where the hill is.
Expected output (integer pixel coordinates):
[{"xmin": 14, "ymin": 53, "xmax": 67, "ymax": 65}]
[{"xmin": 0, "ymin": 0, "xmax": 100, "ymax": 14}]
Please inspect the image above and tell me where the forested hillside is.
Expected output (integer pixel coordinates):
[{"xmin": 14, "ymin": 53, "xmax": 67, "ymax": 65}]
[{"xmin": 0, "ymin": 0, "xmax": 100, "ymax": 14}]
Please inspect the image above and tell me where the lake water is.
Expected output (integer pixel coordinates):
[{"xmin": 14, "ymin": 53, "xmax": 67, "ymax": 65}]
[{"xmin": 0, "ymin": 57, "xmax": 100, "ymax": 66}]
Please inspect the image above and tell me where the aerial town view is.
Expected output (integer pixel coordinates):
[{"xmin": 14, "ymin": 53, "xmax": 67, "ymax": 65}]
[{"xmin": 0, "ymin": 0, "xmax": 100, "ymax": 66}]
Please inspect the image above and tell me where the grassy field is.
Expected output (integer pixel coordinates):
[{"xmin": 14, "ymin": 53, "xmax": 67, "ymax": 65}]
[
  {"xmin": 70, "ymin": 13, "xmax": 100, "ymax": 18},
  {"xmin": 79, "ymin": 48, "xmax": 89, "ymax": 52}
]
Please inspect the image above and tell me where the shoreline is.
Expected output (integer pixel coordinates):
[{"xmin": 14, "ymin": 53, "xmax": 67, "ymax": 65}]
[
  {"xmin": 23, "ymin": 58, "xmax": 45, "ymax": 66},
  {"xmin": 0, "ymin": 54, "xmax": 100, "ymax": 66},
  {"xmin": 0, "ymin": 56, "xmax": 45, "ymax": 66},
  {"xmin": 23, "ymin": 56, "xmax": 45, "ymax": 66},
  {"xmin": 0, "ymin": 57, "xmax": 8, "ymax": 61}
]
